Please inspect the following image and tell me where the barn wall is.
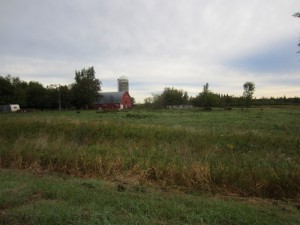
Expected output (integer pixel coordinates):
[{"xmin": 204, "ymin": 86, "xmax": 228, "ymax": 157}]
[
  {"xmin": 94, "ymin": 103, "xmax": 120, "ymax": 111},
  {"xmin": 121, "ymin": 92, "xmax": 132, "ymax": 109}
]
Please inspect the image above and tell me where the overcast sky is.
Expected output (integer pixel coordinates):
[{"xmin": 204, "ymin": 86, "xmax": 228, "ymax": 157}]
[{"xmin": 1, "ymin": 0, "xmax": 299, "ymax": 102}]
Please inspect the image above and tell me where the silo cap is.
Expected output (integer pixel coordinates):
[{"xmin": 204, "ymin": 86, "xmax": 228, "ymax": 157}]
[{"xmin": 118, "ymin": 75, "xmax": 128, "ymax": 80}]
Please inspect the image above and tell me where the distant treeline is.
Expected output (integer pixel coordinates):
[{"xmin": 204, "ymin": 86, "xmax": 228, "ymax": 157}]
[
  {"xmin": 0, "ymin": 75, "xmax": 73, "ymax": 109},
  {"xmin": 0, "ymin": 68, "xmax": 101, "ymax": 110},
  {"xmin": 1, "ymin": 75, "xmax": 299, "ymax": 110},
  {"xmin": 143, "ymin": 86, "xmax": 300, "ymax": 109}
]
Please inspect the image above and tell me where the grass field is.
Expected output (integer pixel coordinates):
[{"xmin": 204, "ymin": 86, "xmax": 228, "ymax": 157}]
[
  {"xmin": 1, "ymin": 169, "xmax": 300, "ymax": 225},
  {"xmin": 0, "ymin": 107, "xmax": 300, "ymax": 224}
]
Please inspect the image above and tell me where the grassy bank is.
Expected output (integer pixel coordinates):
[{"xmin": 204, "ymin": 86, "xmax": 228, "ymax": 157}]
[
  {"xmin": 0, "ymin": 107, "xmax": 300, "ymax": 199},
  {"xmin": 1, "ymin": 169, "xmax": 300, "ymax": 225}
]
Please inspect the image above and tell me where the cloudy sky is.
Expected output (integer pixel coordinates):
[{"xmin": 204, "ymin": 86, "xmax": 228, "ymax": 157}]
[{"xmin": 1, "ymin": 0, "xmax": 299, "ymax": 102}]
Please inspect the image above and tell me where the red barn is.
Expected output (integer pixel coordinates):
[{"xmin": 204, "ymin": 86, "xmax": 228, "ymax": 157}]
[{"xmin": 93, "ymin": 91, "xmax": 132, "ymax": 110}]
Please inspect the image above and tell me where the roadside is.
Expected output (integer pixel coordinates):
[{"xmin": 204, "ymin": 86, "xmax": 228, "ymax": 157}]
[{"xmin": 1, "ymin": 169, "xmax": 300, "ymax": 225}]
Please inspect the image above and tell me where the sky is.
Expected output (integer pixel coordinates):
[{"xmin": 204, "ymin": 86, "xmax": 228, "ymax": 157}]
[{"xmin": 0, "ymin": 0, "xmax": 300, "ymax": 103}]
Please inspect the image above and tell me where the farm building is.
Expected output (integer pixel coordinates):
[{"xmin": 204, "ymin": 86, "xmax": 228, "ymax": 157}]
[
  {"xmin": 93, "ymin": 91, "xmax": 132, "ymax": 110},
  {"xmin": 0, "ymin": 104, "xmax": 20, "ymax": 113}
]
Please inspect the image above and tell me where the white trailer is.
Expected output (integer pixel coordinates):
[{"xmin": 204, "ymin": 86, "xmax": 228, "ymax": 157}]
[{"xmin": 0, "ymin": 104, "xmax": 20, "ymax": 112}]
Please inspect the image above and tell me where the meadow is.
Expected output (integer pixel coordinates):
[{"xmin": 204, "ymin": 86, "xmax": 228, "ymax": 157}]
[{"xmin": 0, "ymin": 107, "xmax": 300, "ymax": 224}]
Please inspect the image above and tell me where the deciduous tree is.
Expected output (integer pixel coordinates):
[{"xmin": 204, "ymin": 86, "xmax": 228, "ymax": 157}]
[
  {"xmin": 243, "ymin": 81, "xmax": 255, "ymax": 107},
  {"xmin": 192, "ymin": 83, "xmax": 220, "ymax": 108},
  {"xmin": 71, "ymin": 67, "xmax": 101, "ymax": 109},
  {"xmin": 161, "ymin": 87, "xmax": 188, "ymax": 107},
  {"xmin": 26, "ymin": 81, "xmax": 47, "ymax": 109},
  {"xmin": 0, "ymin": 75, "xmax": 13, "ymax": 104}
]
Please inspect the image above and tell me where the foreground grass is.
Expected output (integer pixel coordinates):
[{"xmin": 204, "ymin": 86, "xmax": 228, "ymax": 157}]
[
  {"xmin": 1, "ymin": 169, "xmax": 300, "ymax": 225},
  {"xmin": 0, "ymin": 108, "xmax": 300, "ymax": 199}
]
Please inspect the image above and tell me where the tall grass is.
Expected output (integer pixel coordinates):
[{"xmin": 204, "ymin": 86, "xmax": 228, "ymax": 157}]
[{"xmin": 0, "ymin": 109, "xmax": 300, "ymax": 199}]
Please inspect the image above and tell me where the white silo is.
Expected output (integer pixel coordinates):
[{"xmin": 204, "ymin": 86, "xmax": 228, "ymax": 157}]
[{"xmin": 118, "ymin": 75, "xmax": 129, "ymax": 92}]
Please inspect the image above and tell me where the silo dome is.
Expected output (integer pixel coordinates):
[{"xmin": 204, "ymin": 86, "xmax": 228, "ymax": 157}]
[
  {"xmin": 118, "ymin": 75, "xmax": 129, "ymax": 92},
  {"xmin": 118, "ymin": 75, "xmax": 128, "ymax": 81}
]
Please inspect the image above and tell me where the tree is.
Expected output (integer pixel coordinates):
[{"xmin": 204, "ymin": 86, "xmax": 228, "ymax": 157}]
[
  {"xmin": 294, "ymin": 12, "xmax": 300, "ymax": 17},
  {"xmin": 243, "ymin": 81, "xmax": 255, "ymax": 107},
  {"xmin": 293, "ymin": 12, "xmax": 300, "ymax": 53},
  {"xmin": 161, "ymin": 87, "xmax": 188, "ymax": 107},
  {"xmin": 46, "ymin": 84, "xmax": 72, "ymax": 110},
  {"xmin": 26, "ymin": 81, "xmax": 47, "ymax": 109},
  {"xmin": 130, "ymin": 96, "xmax": 136, "ymax": 106},
  {"xmin": 0, "ymin": 75, "xmax": 28, "ymax": 106},
  {"xmin": 220, "ymin": 94, "xmax": 235, "ymax": 107},
  {"xmin": 150, "ymin": 93, "xmax": 164, "ymax": 109},
  {"xmin": 142, "ymin": 87, "xmax": 189, "ymax": 109},
  {"xmin": 0, "ymin": 75, "xmax": 14, "ymax": 104},
  {"xmin": 143, "ymin": 97, "xmax": 154, "ymax": 109},
  {"xmin": 71, "ymin": 67, "xmax": 101, "ymax": 109},
  {"xmin": 9, "ymin": 76, "xmax": 28, "ymax": 107},
  {"xmin": 60, "ymin": 85, "xmax": 72, "ymax": 109},
  {"xmin": 203, "ymin": 83, "xmax": 209, "ymax": 93},
  {"xmin": 192, "ymin": 83, "xmax": 220, "ymax": 108}
]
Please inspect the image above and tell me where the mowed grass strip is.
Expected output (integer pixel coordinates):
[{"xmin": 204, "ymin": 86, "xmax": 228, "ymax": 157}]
[
  {"xmin": 0, "ymin": 108, "xmax": 300, "ymax": 199},
  {"xmin": 1, "ymin": 169, "xmax": 300, "ymax": 225}
]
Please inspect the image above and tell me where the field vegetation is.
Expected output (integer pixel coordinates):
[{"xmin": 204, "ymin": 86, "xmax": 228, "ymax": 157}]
[
  {"xmin": 1, "ymin": 169, "xmax": 300, "ymax": 225},
  {"xmin": 1, "ymin": 107, "xmax": 299, "ymax": 200},
  {"xmin": 1, "ymin": 107, "xmax": 300, "ymax": 224}
]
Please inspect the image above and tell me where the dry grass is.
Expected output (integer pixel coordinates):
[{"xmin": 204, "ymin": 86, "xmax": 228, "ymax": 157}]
[{"xmin": 0, "ymin": 109, "xmax": 300, "ymax": 199}]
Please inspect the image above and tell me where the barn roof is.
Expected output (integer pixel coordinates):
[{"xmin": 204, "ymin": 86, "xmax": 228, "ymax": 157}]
[{"xmin": 96, "ymin": 91, "xmax": 128, "ymax": 104}]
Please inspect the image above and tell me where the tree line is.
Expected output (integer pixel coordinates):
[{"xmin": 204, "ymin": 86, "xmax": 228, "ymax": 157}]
[
  {"xmin": 143, "ymin": 83, "xmax": 300, "ymax": 109},
  {"xmin": 0, "ymin": 67, "xmax": 101, "ymax": 110},
  {"xmin": 1, "ymin": 70, "xmax": 299, "ymax": 110}
]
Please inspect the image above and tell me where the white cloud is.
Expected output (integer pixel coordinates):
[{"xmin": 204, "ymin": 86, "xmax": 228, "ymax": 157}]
[{"xmin": 0, "ymin": 0, "xmax": 300, "ymax": 103}]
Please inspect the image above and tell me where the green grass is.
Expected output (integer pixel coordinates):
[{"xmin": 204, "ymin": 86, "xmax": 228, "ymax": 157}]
[
  {"xmin": 0, "ymin": 107, "xmax": 300, "ymax": 199},
  {"xmin": 1, "ymin": 169, "xmax": 300, "ymax": 225},
  {"xmin": 4, "ymin": 107, "xmax": 299, "ymax": 134}
]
